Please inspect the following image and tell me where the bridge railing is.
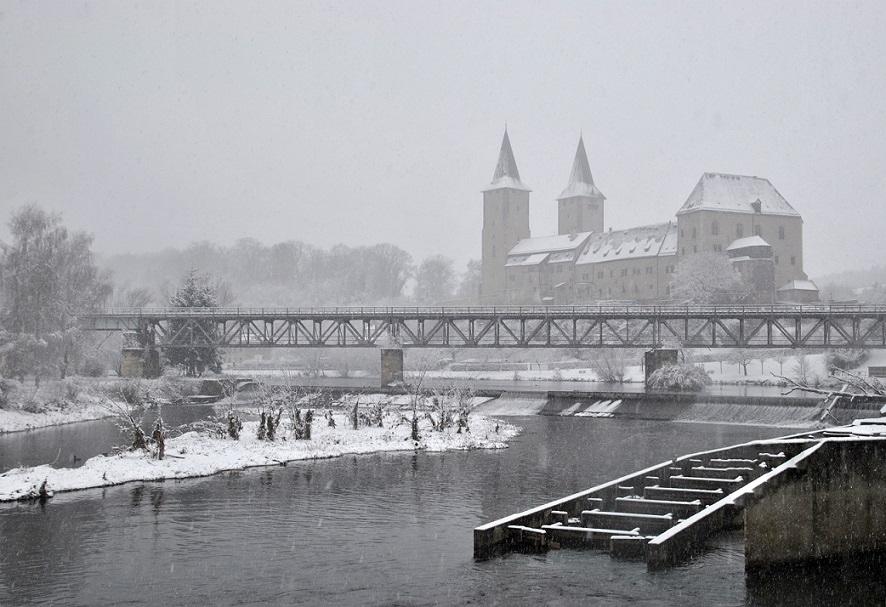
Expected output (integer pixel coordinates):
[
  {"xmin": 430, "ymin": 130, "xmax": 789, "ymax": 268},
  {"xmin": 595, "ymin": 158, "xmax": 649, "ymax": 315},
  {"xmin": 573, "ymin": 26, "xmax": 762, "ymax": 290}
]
[{"xmin": 78, "ymin": 303, "xmax": 886, "ymax": 318}]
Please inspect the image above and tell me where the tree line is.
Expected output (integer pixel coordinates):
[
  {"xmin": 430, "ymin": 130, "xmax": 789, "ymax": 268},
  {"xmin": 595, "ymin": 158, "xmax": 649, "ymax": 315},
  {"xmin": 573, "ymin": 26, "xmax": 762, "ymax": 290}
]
[
  {"xmin": 0, "ymin": 204, "xmax": 482, "ymax": 381},
  {"xmin": 103, "ymin": 238, "xmax": 481, "ymax": 307}
]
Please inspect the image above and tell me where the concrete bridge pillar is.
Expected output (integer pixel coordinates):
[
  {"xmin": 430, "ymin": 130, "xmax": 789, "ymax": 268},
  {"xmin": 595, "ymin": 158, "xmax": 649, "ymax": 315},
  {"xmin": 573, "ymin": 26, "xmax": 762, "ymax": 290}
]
[
  {"xmin": 381, "ymin": 349, "xmax": 404, "ymax": 387},
  {"xmin": 644, "ymin": 349, "xmax": 678, "ymax": 386},
  {"xmin": 120, "ymin": 331, "xmax": 161, "ymax": 378}
]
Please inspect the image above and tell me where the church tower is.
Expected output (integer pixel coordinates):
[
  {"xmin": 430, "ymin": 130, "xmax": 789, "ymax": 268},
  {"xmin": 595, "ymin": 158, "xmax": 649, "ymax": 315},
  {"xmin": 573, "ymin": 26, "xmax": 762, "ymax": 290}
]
[
  {"xmin": 557, "ymin": 135, "xmax": 605, "ymax": 235},
  {"xmin": 481, "ymin": 129, "xmax": 531, "ymax": 300}
]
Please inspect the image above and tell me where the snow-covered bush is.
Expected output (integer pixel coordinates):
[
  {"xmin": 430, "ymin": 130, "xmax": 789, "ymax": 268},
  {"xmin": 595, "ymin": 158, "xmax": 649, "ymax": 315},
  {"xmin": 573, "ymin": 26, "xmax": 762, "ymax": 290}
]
[
  {"xmin": 0, "ymin": 378, "xmax": 22, "ymax": 409},
  {"xmin": 648, "ymin": 364, "xmax": 711, "ymax": 392}
]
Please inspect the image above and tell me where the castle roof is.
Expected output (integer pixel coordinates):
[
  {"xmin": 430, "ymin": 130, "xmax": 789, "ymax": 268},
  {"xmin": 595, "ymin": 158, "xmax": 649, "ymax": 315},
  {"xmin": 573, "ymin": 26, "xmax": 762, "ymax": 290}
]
[
  {"xmin": 508, "ymin": 231, "xmax": 593, "ymax": 257},
  {"xmin": 557, "ymin": 135, "xmax": 605, "ymax": 200},
  {"xmin": 482, "ymin": 129, "xmax": 531, "ymax": 192},
  {"xmin": 676, "ymin": 173, "xmax": 800, "ymax": 217},
  {"xmin": 576, "ymin": 222, "xmax": 676, "ymax": 266},
  {"xmin": 726, "ymin": 235, "xmax": 771, "ymax": 251},
  {"xmin": 777, "ymin": 279, "xmax": 819, "ymax": 292}
]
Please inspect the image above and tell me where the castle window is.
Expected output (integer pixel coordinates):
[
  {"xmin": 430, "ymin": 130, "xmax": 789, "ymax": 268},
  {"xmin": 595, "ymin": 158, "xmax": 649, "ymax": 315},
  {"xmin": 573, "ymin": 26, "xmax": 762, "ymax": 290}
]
[
  {"xmin": 775, "ymin": 255, "xmax": 780, "ymax": 264},
  {"xmin": 646, "ymin": 266, "xmax": 653, "ymax": 274},
  {"xmin": 693, "ymin": 245, "xmax": 697, "ymax": 253},
  {"xmin": 610, "ymin": 270, "xmax": 614, "ymax": 278},
  {"xmin": 779, "ymin": 226, "xmax": 785, "ymax": 240},
  {"xmin": 680, "ymin": 229, "xmax": 684, "ymax": 237},
  {"xmin": 621, "ymin": 269, "xmax": 628, "ymax": 277},
  {"xmin": 711, "ymin": 221, "xmax": 719, "ymax": 236},
  {"xmin": 597, "ymin": 271, "xmax": 604, "ymax": 279},
  {"xmin": 754, "ymin": 225, "xmax": 761, "ymax": 236},
  {"xmin": 736, "ymin": 224, "xmax": 744, "ymax": 238},
  {"xmin": 791, "ymin": 256, "xmax": 796, "ymax": 265},
  {"xmin": 691, "ymin": 227, "xmax": 696, "ymax": 239}
]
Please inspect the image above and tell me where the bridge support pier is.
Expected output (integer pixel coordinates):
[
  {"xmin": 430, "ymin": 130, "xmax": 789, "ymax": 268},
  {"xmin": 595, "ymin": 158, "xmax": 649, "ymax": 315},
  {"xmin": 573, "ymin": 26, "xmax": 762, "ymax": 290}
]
[
  {"xmin": 644, "ymin": 349, "xmax": 678, "ymax": 386},
  {"xmin": 121, "ymin": 332, "xmax": 161, "ymax": 379},
  {"xmin": 380, "ymin": 349, "xmax": 404, "ymax": 387}
]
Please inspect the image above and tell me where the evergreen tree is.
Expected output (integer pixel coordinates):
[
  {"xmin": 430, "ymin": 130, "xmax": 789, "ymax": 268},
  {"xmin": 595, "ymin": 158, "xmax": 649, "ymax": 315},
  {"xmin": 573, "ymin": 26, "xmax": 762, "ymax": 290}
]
[{"xmin": 165, "ymin": 267, "xmax": 224, "ymax": 376}]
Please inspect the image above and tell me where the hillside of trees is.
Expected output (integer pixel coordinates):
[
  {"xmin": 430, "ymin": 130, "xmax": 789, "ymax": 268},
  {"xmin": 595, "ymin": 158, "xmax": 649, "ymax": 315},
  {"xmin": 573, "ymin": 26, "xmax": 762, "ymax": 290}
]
[{"xmin": 100, "ymin": 239, "xmax": 481, "ymax": 307}]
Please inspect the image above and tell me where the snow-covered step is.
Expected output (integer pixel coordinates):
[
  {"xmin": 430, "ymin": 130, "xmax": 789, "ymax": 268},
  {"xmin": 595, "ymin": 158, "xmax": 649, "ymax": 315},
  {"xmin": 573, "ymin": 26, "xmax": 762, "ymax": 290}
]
[
  {"xmin": 615, "ymin": 496, "xmax": 704, "ymax": 518},
  {"xmin": 581, "ymin": 509, "xmax": 675, "ymax": 536},
  {"xmin": 669, "ymin": 475, "xmax": 746, "ymax": 492},
  {"xmin": 644, "ymin": 485, "xmax": 725, "ymax": 506}
]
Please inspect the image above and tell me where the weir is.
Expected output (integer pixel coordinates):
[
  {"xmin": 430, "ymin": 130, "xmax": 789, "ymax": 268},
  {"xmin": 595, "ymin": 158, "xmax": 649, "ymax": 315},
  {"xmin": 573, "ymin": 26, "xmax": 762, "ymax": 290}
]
[{"xmin": 474, "ymin": 421, "xmax": 886, "ymax": 571}]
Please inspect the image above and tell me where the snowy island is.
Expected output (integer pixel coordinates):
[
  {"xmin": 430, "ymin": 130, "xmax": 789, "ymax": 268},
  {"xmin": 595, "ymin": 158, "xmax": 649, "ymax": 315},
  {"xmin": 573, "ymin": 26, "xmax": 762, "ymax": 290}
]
[{"xmin": 0, "ymin": 402, "xmax": 520, "ymax": 503}]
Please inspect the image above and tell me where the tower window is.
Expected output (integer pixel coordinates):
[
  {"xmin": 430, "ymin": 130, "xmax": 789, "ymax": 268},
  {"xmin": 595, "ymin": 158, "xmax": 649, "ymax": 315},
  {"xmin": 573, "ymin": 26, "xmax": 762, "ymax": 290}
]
[
  {"xmin": 779, "ymin": 226, "xmax": 785, "ymax": 240},
  {"xmin": 711, "ymin": 221, "xmax": 719, "ymax": 236},
  {"xmin": 691, "ymin": 227, "xmax": 696, "ymax": 239}
]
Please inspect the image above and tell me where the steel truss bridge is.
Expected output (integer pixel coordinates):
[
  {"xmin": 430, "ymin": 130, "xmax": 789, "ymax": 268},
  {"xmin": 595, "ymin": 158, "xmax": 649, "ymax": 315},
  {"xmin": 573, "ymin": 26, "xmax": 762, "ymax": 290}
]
[{"xmin": 79, "ymin": 305, "xmax": 886, "ymax": 350}]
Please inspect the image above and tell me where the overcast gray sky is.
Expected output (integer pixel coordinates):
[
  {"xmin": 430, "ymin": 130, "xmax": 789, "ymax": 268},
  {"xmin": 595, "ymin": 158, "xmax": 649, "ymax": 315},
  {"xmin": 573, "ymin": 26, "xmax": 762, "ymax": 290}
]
[{"xmin": 1, "ymin": 1, "xmax": 884, "ymax": 279}]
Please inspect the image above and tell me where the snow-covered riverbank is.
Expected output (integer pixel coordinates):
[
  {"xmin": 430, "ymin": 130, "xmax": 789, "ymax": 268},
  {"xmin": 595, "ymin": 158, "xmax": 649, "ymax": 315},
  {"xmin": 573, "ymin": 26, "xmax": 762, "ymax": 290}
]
[
  {"xmin": 0, "ymin": 397, "xmax": 110, "ymax": 434},
  {"xmin": 0, "ymin": 410, "xmax": 520, "ymax": 502}
]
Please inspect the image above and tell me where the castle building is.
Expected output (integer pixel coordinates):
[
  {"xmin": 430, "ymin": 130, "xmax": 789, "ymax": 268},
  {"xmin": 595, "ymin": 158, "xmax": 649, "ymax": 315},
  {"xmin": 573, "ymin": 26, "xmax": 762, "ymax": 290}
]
[{"xmin": 480, "ymin": 129, "xmax": 816, "ymax": 304}]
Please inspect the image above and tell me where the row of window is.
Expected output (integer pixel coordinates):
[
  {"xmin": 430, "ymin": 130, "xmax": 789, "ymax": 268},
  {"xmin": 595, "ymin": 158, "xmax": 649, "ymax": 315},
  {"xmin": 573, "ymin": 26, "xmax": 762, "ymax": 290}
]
[{"xmin": 684, "ymin": 224, "xmax": 787, "ymax": 239}]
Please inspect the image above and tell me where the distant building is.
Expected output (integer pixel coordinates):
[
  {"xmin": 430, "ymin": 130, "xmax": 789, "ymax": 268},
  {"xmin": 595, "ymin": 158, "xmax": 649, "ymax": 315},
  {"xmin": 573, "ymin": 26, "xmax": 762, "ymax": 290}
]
[{"xmin": 480, "ymin": 130, "xmax": 813, "ymax": 304}]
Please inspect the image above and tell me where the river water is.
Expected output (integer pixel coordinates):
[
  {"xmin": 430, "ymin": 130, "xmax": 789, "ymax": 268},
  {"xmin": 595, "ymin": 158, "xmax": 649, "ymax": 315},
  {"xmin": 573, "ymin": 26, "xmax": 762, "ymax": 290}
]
[{"xmin": 1, "ymin": 414, "xmax": 884, "ymax": 606}]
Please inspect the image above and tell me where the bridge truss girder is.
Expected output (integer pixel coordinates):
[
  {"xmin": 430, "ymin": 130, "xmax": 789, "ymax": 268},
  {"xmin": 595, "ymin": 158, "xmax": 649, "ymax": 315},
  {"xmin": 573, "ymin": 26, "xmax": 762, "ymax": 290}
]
[{"xmin": 79, "ymin": 307, "xmax": 886, "ymax": 350}]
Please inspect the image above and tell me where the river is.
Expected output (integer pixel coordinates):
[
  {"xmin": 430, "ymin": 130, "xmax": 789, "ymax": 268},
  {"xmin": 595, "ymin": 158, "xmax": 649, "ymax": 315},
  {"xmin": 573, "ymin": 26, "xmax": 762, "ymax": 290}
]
[{"xmin": 1, "ymin": 412, "xmax": 883, "ymax": 605}]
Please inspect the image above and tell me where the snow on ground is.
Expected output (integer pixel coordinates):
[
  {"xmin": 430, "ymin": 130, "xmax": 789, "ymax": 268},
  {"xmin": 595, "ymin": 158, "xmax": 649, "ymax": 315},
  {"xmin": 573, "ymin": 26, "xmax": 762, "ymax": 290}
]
[
  {"xmin": 0, "ymin": 396, "xmax": 110, "ymax": 434},
  {"xmin": 699, "ymin": 352, "xmax": 829, "ymax": 385},
  {"xmin": 0, "ymin": 410, "xmax": 520, "ymax": 502}
]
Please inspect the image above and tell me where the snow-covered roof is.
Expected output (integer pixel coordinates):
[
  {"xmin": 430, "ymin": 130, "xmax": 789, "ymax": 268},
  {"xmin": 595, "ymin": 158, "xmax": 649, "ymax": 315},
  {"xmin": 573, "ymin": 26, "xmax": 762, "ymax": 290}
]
[
  {"xmin": 777, "ymin": 279, "xmax": 819, "ymax": 292},
  {"xmin": 482, "ymin": 129, "xmax": 531, "ymax": 192},
  {"xmin": 659, "ymin": 223, "xmax": 678, "ymax": 256},
  {"xmin": 508, "ymin": 232, "xmax": 592, "ymax": 256},
  {"xmin": 726, "ymin": 236, "xmax": 772, "ymax": 251},
  {"xmin": 557, "ymin": 135, "xmax": 605, "ymax": 200},
  {"xmin": 576, "ymin": 222, "xmax": 676, "ymax": 266},
  {"xmin": 505, "ymin": 253, "xmax": 549, "ymax": 267},
  {"xmin": 548, "ymin": 251, "xmax": 576, "ymax": 264},
  {"xmin": 676, "ymin": 173, "xmax": 800, "ymax": 217}
]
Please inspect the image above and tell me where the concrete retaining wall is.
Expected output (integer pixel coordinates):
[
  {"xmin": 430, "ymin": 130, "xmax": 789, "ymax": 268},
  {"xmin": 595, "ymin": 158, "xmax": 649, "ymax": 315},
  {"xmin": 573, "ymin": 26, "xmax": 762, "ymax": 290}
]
[{"xmin": 745, "ymin": 438, "xmax": 886, "ymax": 568}]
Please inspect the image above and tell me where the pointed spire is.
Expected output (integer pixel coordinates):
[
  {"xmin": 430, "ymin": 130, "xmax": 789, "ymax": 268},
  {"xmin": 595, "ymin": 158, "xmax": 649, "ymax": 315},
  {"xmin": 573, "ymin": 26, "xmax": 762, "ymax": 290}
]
[
  {"xmin": 558, "ymin": 135, "xmax": 605, "ymax": 200},
  {"xmin": 482, "ymin": 129, "xmax": 531, "ymax": 192}
]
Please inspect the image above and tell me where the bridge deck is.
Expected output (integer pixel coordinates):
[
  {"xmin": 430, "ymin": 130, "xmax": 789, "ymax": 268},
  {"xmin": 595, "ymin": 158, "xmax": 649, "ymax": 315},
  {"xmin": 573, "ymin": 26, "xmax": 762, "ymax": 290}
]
[{"xmin": 73, "ymin": 304, "xmax": 886, "ymax": 349}]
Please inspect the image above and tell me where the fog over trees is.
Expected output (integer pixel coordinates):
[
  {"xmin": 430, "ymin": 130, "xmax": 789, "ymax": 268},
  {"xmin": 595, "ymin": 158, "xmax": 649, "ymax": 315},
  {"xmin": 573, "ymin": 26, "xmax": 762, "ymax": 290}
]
[{"xmin": 101, "ymin": 239, "xmax": 479, "ymax": 307}]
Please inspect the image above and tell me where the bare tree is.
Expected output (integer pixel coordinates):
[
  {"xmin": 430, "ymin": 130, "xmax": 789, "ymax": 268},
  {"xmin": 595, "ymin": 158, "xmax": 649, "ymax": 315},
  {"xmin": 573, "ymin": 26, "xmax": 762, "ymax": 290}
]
[
  {"xmin": 414, "ymin": 255, "xmax": 456, "ymax": 304},
  {"xmin": 0, "ymin": 204, "xmax": 112, "ymax": 384}
]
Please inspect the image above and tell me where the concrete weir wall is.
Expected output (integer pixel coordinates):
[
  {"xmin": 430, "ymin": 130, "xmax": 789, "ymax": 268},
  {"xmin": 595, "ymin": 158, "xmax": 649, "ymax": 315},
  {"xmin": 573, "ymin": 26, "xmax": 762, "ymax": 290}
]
[{"xmin": 745, "ymin": 438, "xmax": 886, "ymax": 569}]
